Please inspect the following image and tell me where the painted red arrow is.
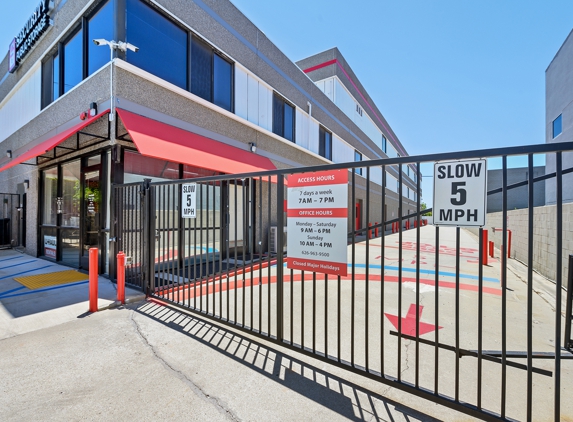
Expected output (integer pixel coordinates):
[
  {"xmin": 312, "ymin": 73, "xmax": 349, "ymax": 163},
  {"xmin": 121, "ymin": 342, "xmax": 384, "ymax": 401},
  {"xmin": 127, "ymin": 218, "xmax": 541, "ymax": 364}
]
[{"xmin": 384, "ymin": 304, "xmax": 442, "ymax": 336}]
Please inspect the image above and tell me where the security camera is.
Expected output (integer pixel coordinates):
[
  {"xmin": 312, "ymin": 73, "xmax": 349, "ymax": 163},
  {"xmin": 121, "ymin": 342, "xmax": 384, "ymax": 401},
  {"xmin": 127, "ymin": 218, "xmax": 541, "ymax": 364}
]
[
  {"xmin": 127, "ymin": 43, "xmax": 139, "ymax": 53},
  {"xmin": 93, "ymin": 39, "xmax": 108, "ymax": 46},
  {"xmin": 118, "ymin": 41, "xmax": 139, "ymax": 53}
]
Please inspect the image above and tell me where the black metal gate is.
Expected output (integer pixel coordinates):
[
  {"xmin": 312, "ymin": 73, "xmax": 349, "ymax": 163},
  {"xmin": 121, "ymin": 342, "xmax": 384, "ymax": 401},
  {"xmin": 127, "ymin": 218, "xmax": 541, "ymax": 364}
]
[
  {"xmin": 0, "ymin": 193, "xmax": 22, "ymax": 249},
  {"xmin": 112, "ymin": 142, "xmax": 573, "ymax": 421}
]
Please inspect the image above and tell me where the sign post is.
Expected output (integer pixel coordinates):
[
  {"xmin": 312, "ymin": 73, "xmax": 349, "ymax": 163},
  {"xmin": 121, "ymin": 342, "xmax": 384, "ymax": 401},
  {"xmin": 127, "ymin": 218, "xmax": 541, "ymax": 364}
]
[
  {"xmin": 433, "ymin": 159, "xmax": 487, "ymax": 226},
  {"xmin": 287, "ymin": 169, "xmax": 348, "ymax": 276},
  {"xmin": 181, "ymin": 183, "xmax": 197, "ymax": 219}
]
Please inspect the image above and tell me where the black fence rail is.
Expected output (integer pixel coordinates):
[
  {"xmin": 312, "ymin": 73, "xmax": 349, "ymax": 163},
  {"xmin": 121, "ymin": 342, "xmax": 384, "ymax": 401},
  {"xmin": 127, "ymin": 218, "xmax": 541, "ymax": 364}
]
[{"xmin": 112, "ymin": 141, "xmax": 573, "ymax": 421}]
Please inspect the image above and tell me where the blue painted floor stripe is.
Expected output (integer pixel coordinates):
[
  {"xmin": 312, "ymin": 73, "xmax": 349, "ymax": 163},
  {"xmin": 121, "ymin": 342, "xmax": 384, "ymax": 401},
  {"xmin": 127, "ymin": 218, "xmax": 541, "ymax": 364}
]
[
  {"xmin": 0, "ymin": 256, "xmax": 24, "ymax": 263},
  {"xmin": 0, "ymin": 280, "xmax": 88, "ymax": 299},
  {"xmin": 354, "ymin": 264, "xmax": 500, "ymax": 283},
  {"xmin": 0, "ymin": 260, "xmax": 37, "ymax": 270},
  {"xmin": 280, "ymin": 263, "xmax": 499, "ymax": 283},
  {"xmin": 0, "ymin": 265, "xmax": 55, "ymax": 280},
  {"xmin": 0, "ymin": 286, "xmax": 26, "ymax": 298}
]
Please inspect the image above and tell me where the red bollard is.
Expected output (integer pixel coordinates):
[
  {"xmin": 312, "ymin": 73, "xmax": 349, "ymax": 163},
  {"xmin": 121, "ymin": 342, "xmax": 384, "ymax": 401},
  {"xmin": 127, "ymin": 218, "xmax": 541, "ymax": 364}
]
[
  {"xmin": 482, "ymin": 230, "xmax": 489, "ymax": 265},
  {"xmin": 489, "ymin": 241, "xmax": 494, "ymax": 258},
  {"xmin": 406, "ymin": 220, "xmax": 410, "ymax": 230},
  {"xmin": 375, "ymin": 222, "xmax": 379, "ymax": 237},
  {"xmin": 414, "ymin": 220, "xmax": 417, "ymax": 228},
  {"xmin": 89, "ymin": 247, "xmax": 98, "ymax": 312},
  {"xmin": 507, "ymin": 230, "xmax": 512, "ymax": 259},
  {"xmin": 117, "ymin": 251, "xmax": 125, "ymax": 304},
  {"xmin": 368, "ymin": 223, "xmax": 373, "ymax": 239}
]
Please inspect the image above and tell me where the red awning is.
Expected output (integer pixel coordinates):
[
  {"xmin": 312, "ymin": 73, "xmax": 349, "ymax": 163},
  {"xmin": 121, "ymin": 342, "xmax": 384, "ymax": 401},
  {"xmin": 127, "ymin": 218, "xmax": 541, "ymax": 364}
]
[
  {"xmin": 117, "ymin": 109, "xmax": 276, "ymax": 175},
  {"xmin": 0, "ymin": 109, "xmax": 110, "ymax": 173}
]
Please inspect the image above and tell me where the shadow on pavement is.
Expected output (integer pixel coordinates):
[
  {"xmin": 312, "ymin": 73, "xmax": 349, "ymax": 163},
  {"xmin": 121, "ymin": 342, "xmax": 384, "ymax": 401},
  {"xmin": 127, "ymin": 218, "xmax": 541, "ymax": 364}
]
[{"xmin": 133, "ymin": 300, "xmax": 438, "ymax": 422}]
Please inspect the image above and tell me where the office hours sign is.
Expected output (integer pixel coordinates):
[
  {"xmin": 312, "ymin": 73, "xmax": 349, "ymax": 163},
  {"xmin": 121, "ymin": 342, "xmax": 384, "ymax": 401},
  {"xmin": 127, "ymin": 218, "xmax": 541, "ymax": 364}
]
[
  {"xmin": 181, "ymin": 183, "xmax": 197, "ymax": 218},
  {"xmin": 433, "ymin": 159, "xmax": 487, "ymax": 227},
  {"xmin": 287, "ymin": 169, "xmax": 348, "ymax": 276}
]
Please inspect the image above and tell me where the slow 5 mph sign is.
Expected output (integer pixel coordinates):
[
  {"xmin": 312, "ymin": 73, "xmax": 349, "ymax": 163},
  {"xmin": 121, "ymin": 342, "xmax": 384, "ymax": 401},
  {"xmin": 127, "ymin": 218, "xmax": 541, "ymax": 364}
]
[{"xmin": 433, "ymin": 159, "xmax": 487, "ymax": 227}]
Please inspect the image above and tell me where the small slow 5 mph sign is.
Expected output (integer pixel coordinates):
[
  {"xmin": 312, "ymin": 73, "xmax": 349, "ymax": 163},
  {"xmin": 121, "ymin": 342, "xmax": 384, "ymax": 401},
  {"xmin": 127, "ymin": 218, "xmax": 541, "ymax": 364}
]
[{"xmin": 433, "ymin": 159, "xmax": 487, "ymax": 227}]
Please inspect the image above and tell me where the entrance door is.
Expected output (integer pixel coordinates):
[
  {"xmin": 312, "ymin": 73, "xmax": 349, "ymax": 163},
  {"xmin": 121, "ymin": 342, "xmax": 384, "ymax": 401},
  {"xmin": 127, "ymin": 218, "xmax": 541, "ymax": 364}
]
[{"xmin": 80, "ymin": 164, "xmax": 102, "ymax": 270}]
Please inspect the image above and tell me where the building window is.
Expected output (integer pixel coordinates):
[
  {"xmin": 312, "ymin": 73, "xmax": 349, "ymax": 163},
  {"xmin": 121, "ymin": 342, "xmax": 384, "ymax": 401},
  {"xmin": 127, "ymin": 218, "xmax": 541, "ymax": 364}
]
[
  {"xmin": 63, "ymin": 27, "xmax": 83, "ymax": 94},
  {"xmin": 382, "ymin": 135, "xmax": 387, "ymax": 153},
  {"xmin": 273, "ymin": 94, "xmax": 295, "ymax": 142},
  {"xmin": 553, "ymin": 114, "xmax": 562, "ymax": 138},
  {"xmin": 87, "ymin": 0, "xmax": 115, "ymax": 76},
  {"xmin": 127, "ymin": 0, "xmax": 188, "ymax": 89},
  {"xmin": 319, "ymin": 126, "xmax": 332, "ymax": 160},
  {"xmin": 213, "ymin": 54, "xmax": 233, "ymax": 111},
  {"xmin": 354, "ymin": 150, "xmax": 362, "ymax": 175},
  {"xmin": 190, "ymin": 36, "xmax": 233, "ymax": 112}
]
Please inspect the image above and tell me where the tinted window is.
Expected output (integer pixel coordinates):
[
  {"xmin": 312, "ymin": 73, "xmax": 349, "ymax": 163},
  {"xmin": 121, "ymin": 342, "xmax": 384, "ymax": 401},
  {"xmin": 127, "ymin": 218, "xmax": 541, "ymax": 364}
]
[
  {"xmin": 126, "ymin": 0, "xmax": 187, "ymax": 89},
  {"xmin": 319, "ymin": 126, "xmax": 332, "ymax": 160},
  {"xmin": 284, "ymin": 103, "xmax": 294, "ymax": 142},
  {"xmin": 88, "ymin": 0, "xmax": 114, "ymax": 75},
  {"xmin": 53, "ymin": 52, "xmax": 60, "ymax": 100},
  {"xmin": 382, "ymin": 135, "xmax": 387, "ymax": 153},
  {"xmin": 213, "ymin": 54, "xmax": 232, "ymax": 111},
  {"xmin": 191, "ymin": 37, "xmax": 213, "ymax": 101},
  {"xmin": 273, "ymin": 94, "xmax": 295, "ymax": 142},
  {"xmin": 63, "ymin": 29, "xmax": 83, "ymax": 94},
  {"xmin": 553, "ymin": 114, "xmax": 562, "ymax": 138},
  {"xmin": 41, "ymin": 56, "xmax": 53, "ymax": 108},
  {"xmin": 272, "ymin": 94, "xmax": 284, "ymax": 137},
  {"xmin": 354, "ymin": 150, "xmax": 362, "ymax": 175}
]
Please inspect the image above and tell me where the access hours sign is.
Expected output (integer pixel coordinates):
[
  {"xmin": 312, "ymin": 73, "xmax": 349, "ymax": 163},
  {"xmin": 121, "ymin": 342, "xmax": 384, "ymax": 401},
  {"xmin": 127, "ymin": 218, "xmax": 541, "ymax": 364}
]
[
  {"xmin": 287, "ymin": 169, "xmax": 348, "ymax": 276},
  {"xmin": 181, "ymin": 183, "xmax": 197, "ymax": 218},
  {"xmin": 433, "ymin": 159, "xmax": 487, "ymax": 227}
]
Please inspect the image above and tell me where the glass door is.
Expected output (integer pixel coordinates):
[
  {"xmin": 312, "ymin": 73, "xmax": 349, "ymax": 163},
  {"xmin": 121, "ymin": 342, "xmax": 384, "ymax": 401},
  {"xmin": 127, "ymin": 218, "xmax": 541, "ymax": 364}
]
[{"xmin": 80, "ymin": 162, "xmax": 102, "ymax": 270}]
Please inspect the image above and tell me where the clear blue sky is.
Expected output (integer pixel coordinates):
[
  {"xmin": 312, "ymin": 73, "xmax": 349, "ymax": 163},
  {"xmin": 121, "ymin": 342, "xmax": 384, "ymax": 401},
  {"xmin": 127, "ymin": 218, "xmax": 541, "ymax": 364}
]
[{"xmin": 2, "ymin": 0, "xmax": 573, "ymax": 204}]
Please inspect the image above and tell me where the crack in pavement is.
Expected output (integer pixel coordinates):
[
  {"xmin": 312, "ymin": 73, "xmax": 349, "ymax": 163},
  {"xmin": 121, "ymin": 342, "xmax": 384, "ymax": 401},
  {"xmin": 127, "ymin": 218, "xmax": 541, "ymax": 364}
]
[{"xmin": 128, "ymin": 310, "xmax": 241, "ymax": 421}]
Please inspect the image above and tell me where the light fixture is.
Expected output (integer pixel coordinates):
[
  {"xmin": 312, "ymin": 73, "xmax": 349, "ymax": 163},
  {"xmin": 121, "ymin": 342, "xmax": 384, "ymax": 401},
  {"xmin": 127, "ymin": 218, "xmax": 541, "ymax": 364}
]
[
  {"xmin": 93, "ymin": 39, "xmax": 139, "ymax": 122},
  {"xmin": 249, "ymin": 142, "xmax": 257, "ymax": 153},
  {"xmin": 89, "ymin": 102, "xmax": 98, "ymax": 117},
  {"xmin": 6, "ymin": 150, "xmax": 12, "ymax": 158},
  {"xmin": 24, "ymin": 179, "xmax": 29, "ymax": 189}
]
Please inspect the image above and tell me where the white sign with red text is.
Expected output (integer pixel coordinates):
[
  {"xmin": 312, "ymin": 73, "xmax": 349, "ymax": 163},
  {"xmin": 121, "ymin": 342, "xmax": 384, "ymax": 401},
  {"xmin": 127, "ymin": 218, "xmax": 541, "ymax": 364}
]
[{"xmin": 287, "ymin": 169, "xmax": 348, "ymax": 276}]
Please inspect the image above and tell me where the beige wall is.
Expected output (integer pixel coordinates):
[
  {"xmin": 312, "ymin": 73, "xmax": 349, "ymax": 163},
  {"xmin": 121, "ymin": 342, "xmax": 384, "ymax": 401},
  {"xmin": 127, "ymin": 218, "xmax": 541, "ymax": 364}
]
[{"xmin": 468, "ymin": 203, "xmax": 573, "ymax": 283}]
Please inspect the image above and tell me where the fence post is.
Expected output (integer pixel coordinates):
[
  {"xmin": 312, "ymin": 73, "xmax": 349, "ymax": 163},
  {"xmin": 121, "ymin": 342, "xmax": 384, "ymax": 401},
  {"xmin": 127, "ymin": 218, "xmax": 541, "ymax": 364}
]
[
  {"xmin": 565, "ymin": 254, "xmax": 573, "ymax": 349},
  {"xmin": 89, "ymin": 248, "xmax": 98, "ymax": 312},
  {"xmin": 142, "ymin": 179, "xmax": 154, "ymax": 296},
  {"xmin": 276, "ymin": 175, "xmax": 285, "ymax": 342},
  {"xmin": 117, "ymin": 251, "xmax": 125, "ymax": 304}
]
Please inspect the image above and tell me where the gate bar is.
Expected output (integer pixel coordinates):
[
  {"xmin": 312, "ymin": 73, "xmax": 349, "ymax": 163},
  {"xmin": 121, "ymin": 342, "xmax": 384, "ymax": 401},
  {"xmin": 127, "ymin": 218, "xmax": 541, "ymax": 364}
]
[
  {"xmin": 554, "ymin": 152, "xmax": 563, "ymax": 422},
  {"xmin": 527, "ymin": 154, "xmax": 534, "ymax": 421},
  {"xmin": 565, "ymin": 254, "xmax": 573, "ymax": 349},
  {"xmin": 501, "ymin": 156, "xmax": 508, "ymax": 418},
  {"xmin": 390, "ymin": 331, "xmax": 552, "ymax": 376},
  {"xmin": 275, "ymin": 175, "xmax": 284, "ymax": 342}
]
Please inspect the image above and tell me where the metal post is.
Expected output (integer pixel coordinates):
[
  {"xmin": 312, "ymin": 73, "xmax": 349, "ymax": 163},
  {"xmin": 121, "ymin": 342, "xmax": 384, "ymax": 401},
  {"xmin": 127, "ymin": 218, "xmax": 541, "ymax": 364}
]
[
  {"xmin": 89, "ymin": 247, "xmax": 98, "ymax": 312},
  {"xmin": 117, "ymin": 251, "xmax": 125, "ymax": 304}
]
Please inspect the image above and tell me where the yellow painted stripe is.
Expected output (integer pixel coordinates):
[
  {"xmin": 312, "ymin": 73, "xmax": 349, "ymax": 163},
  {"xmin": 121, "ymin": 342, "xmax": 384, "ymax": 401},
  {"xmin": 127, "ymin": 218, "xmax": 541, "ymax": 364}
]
[{"xmin": 14, "ymin": 270, "xmax": 88, "ymax": 290}]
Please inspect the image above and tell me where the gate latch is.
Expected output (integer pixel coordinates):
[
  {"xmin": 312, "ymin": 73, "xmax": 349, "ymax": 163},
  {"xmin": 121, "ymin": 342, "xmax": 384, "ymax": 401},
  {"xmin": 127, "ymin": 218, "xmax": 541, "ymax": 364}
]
[
  {"xmin": 155, "ymin": 230, "xmax": 160, "ymax": 241},
  {"xmin": 109, "ymin": 237, "xmax": 117, "ymax": 242}
]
